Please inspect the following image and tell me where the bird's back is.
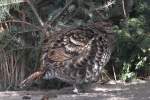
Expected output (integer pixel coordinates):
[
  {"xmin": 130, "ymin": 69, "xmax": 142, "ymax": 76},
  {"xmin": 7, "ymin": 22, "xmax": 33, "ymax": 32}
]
[{"xmin": 42, "ymin": 21, "xmax": 115, "ymax": 85}]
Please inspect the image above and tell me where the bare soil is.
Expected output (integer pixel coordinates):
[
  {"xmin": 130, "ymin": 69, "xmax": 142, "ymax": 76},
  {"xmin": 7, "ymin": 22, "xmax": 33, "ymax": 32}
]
[{"xmin": 0, "ymin": 79, "xmax": 150, "ymax": 100}]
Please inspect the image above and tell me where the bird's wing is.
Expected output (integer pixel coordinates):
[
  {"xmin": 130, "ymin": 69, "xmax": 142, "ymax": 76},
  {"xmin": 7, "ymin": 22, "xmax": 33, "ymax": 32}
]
[{"xmin": 47, "ymin": 48, "xmax": 72, "ymax": 62}]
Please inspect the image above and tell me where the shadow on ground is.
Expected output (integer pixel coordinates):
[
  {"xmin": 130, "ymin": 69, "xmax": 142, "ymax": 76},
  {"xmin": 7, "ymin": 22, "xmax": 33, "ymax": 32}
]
[{"xmin": 0, "ymin": 79, "xmax": 150, "ymax": 100}]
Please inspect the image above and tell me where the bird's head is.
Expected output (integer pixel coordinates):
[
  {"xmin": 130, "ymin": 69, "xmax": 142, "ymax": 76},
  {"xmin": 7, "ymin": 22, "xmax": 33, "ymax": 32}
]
[{"xmin": 93, "ymin": 20, "xmax": 114, "ymax": 34}]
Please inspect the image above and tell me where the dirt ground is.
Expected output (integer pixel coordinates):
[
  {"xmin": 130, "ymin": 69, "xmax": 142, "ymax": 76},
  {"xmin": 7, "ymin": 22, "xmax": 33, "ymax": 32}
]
[{"xmin": 0, "ymin": 79, "xmax": 150, "ymax": 100}]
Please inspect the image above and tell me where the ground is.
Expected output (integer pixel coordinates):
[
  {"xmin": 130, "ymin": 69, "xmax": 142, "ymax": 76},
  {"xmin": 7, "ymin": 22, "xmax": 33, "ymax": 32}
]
[{"xmin": 0, "ymin": 79, "xmax": 150, "ymax": 100}]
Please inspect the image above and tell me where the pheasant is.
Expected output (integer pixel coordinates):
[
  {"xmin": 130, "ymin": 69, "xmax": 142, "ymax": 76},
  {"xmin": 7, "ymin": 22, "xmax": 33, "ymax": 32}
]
[{"xmin": 20, "ymin": 20, "xmax": 115, "ymax": 93}]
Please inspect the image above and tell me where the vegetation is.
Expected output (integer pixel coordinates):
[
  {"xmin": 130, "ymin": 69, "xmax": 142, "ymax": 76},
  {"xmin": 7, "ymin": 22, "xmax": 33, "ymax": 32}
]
[
  {"xmin": 113, "ymin": 0, "xmax": 150, "ymax": 81},
  {"xmin": 0, "ymin": 0, "xmax": 149, "ymax": 90}
]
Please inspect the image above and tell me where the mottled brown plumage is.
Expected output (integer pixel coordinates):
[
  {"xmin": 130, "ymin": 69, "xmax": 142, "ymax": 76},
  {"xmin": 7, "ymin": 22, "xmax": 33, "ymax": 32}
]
[{"xmin": 20, "ymin": 20, "xmax": 115, "ymax": 92}]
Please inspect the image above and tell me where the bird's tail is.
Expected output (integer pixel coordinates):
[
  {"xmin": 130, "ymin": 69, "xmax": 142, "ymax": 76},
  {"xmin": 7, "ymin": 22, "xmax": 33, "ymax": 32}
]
[{"xmin": 19, "ymin": 70, "xmax": 45, "ymax": 88}]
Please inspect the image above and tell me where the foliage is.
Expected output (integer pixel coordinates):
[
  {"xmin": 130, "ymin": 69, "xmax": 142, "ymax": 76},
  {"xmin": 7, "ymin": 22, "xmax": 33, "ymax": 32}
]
[
  {"xmin": 0, "ymin": 0, "xmax": 25, "ymax": 22},
  {"xmin": 0, "ymin": 0, "xmax": 41, "ymax": 90},
  {"xmin": 113, "ymin": 0, "xmax": 150, "ymax": 81},
  {"xmin": 0, "ymin": 0, "xmax": 149, "ymax": 90}
]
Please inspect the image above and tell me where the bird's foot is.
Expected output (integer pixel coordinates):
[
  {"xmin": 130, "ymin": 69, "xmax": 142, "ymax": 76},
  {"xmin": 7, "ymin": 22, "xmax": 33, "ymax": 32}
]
[
  {"xmin": 73, "ymin": 84, "xmax": 85, "ymax": 94},
  {"xmin": 73, "ymin": 87, "xmax": 80, "ymax": 94}
]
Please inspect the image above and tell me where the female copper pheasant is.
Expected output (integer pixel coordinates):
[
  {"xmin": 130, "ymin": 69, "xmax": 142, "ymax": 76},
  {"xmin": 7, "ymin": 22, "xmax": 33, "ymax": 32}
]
[{"xmin": 20, "ymin": 20, "xmax": 115, "ymax": 92}]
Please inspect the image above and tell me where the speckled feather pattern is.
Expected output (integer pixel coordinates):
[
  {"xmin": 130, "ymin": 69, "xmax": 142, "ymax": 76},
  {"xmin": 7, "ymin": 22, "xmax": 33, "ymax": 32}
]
[
  {"xmin": 42, "ymin": 21, "xmax": 115, "ymax": 85},
  {"xmin": 20, "ymin": 21, "xmax": 115, "ymax": 90}
]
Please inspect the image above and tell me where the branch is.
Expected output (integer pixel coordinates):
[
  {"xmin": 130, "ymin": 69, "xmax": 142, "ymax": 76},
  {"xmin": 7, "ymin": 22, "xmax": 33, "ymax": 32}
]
[
  {"xmin": 112, "ymin": 65, "xmax": 117, "ymax": 81},
  {"xmin": 7, "ymin": 46, "xmax": 41, "ymax": 52},
  {"xmin": 0, "ymin": 20, "xmax": 42, "ymax": 49},
  {"xmin": 121, "ymin": 0, "xmax": 127, "ymax": 17},
  {"xmin": 48, "ymin": 0, "xmax": 74, "ymax": 26},
  {"xmin": 96, "ymin": 0, "xmax": 116, "ymax": 11},
  {"xmin": 1, "ymin": 31, "xmax": 18, "ymax": 49},
  {"xmin": 0, "ymin": 0, "xmax": 25, "ymax": 7},
  {"xmin": 25, "ymin": 0, "xmax": 52, "ymax": 40},
  {"xmin": 25, "ymin": 0, "xmax": 44, "ymax": 26},
  {"xmin": 0, "ymin": 20, "xmax": 42, "ymax": 30}
]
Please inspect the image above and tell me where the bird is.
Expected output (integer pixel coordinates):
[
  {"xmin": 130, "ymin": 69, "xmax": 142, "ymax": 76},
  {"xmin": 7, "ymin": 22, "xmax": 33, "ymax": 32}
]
[{"xmin": 20, "ymin": 20, "xmax": 115, "ymax": 93}]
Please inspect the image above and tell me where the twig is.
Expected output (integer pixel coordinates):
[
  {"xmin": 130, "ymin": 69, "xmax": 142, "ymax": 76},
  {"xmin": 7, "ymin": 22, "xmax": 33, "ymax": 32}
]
[
  {"xmin": 26, "ymin": 0, "xmax": 44, "ymax": 26},
  {"xmin": 7, "ymin": 46, "xmax": 40, "ymax": 52},
  {"xmin": 112, "ymin": 65, "xmax": 117, "ymax": 81},
  {"xmin": 1, "ymin": 32, "xmax": 18, "ymax": 49},
  {"xmin": 95, "ymin": 0, "xmax": 116, "ymax": 11},
  {"xmin": 0, "ymin": 20, "xmax": 42, "ymax": 49},
  {"xmin": 25, "ymin": 0, "xmax": 49, "ymax": 43},
  {"xmin": 121, "ymin": 0, "xmax": 127, "ymax": 18},
  {"xmin": 49, "ymin": 0, "xmax": 74, "ymax": 25},
  {"xmin": 102, "ymin": 70, "xmax": 112, "ymax": 81},
  {"xmin": 0, "ymin": 0, "xmax": 25, "ymax": 7},
  {"xmin": 1, "ymin": 20, "xmax": 41, "ymax": 30}
]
